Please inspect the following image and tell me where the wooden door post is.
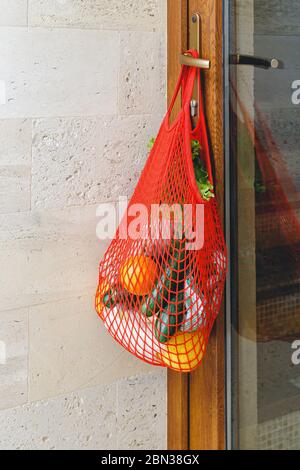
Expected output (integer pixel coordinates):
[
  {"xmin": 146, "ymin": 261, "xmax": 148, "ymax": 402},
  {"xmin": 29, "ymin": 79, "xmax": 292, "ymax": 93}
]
[{"xmin": 167, "ymin": 0, "xmax": 226, "ymax": 450}]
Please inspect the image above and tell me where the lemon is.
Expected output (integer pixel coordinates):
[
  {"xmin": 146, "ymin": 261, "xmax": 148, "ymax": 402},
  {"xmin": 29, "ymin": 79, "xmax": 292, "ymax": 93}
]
[{"xmin": 158, "ymin": 331, "xmax": 205, "ymax": 372}]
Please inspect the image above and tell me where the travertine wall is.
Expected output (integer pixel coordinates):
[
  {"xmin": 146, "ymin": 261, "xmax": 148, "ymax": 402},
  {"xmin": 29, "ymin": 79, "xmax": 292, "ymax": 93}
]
[{"xmin": 0, "ymin": 0, "xmax": 167, "ymax": 450}]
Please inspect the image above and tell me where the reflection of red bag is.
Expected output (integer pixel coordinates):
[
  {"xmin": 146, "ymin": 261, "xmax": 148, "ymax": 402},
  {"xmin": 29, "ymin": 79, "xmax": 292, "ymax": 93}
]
[
  {"xmin": 235, "ymin": 90, "xmax": 300, "ymax": 259},
  {"xmin": 232, "ymin": 84, "xmax": 300, "ymax": 343},
  {"xmin": 95, "ymin": 51, "xmax": 227, "ymax": 372}
]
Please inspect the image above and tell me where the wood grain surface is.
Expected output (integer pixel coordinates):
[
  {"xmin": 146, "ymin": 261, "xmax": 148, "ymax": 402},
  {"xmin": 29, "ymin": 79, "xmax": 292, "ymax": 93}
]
[{"xmin": 167, "ymin": 0, "xmax": 226, "ymax": 451}]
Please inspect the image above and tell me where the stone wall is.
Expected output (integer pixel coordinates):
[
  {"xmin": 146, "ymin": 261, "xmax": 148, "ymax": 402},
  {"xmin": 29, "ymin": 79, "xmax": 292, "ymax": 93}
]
[{"xmin": 0, "ymin": 0, "xmax": 167, "ymax": 450}]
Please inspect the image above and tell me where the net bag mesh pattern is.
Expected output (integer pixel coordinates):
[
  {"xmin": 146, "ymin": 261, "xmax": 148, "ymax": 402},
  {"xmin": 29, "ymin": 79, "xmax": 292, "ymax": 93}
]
[{"xmin": 95, "ymin": 52, "xmax": 227, "ymax": 372}]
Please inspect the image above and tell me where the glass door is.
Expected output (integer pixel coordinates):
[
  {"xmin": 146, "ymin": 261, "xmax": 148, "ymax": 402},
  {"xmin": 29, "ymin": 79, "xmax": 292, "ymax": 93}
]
[{"xmin": 227, "ymin": 0, "xmax": 300, "ymax": 449}]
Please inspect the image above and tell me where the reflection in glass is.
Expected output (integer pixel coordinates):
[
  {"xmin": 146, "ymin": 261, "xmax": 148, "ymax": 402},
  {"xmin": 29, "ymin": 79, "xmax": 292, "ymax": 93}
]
[{"xmin": 229, "ymin": 0, "xmax": 300, "ymax": 450}]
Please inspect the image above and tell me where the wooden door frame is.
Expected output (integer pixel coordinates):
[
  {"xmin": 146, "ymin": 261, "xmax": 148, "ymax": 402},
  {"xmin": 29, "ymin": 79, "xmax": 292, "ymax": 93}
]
[{"xmin": 167, "ymin": 0, "xmax": 226, "ymax": 450}]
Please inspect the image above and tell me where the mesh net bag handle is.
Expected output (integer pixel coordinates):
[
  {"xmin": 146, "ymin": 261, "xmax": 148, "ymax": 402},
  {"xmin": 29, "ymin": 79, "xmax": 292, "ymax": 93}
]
[
  {"xmin": 95, "ymin": 50, "xmax": 227, "ymax": 372},
  {"xmin": 166, "ymin": 50, "xmax": 214, "ymax": 201},
  {"xmin": 186, "ymin": 61, "xmax": 213, "ymax": 185}
]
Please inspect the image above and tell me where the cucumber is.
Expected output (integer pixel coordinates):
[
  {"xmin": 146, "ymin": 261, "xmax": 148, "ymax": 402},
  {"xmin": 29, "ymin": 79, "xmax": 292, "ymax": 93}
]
[
  {"xmin": 154, "ymin": 294, "xmax": 184, "ymax": 343},
  {"xmin": 140, "ymin": 271, "xmax": 167, "ymax": 317},
  {"xmin": 102, "ymin": 290, "xmax": 114, "ymax": 308},
  {"xmin": 140, "ymin": 239, "xmax": 186, "ymax": 317},
  {"xmin": 103, "ymin": 288, "xmax": 136, "ymax": 309},
  {"xmin": 156, "ymin": 241, "xmax": 186, "ymax": 307}
]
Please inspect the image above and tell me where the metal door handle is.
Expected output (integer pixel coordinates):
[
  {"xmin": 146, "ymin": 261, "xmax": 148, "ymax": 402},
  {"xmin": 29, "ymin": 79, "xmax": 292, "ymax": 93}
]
[
  {"xmin": 179, "ymin": 13, "xmax": 210, "ymax": 70},
  {"xmin": 230, "ymin": 54, "xmax": 283, "ymax": 69},
  {"xmin": 179, "ymin": 54, "xmax": 210, "ymax": 69}
]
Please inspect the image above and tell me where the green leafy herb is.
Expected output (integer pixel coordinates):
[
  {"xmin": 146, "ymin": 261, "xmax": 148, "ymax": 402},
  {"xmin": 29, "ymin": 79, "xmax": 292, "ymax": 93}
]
[
  {"xmin": 147, "ymin": 137, "xmax": 156, "ymax": 151},
  {"xmin": 191, "ymin": 139, "xmax": 201, "ymax": 160},
  {"xmin": 148, "ymin": 137, "xmax": 214, "ymax": 201}
]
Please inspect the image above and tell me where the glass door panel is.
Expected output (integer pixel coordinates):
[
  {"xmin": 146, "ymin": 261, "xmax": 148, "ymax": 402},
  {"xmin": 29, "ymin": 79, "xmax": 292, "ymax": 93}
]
[{"xmin": 228, "ymin": 0, "xmax": 300, "ymax": 449}]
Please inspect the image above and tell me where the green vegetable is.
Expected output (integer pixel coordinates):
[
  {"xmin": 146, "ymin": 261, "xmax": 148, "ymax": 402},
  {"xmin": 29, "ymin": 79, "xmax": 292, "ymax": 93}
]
[
  {"xmin": 147, "ymin": 137, "xmax": 155, "ymax": 151},
  {"xmin": 152, "ymin": 240, "xmax": 186, "ymax": 342},
  {"xmin": 140, "ymin": 240, "xmax": 185, "ymax": 317},
  {"xmin": 157, "ymin": 240, "xmax": 186, "ymax": 305},
  {"xmin": 140, "ymin": 271, "xmax": 168, "ymax": 317},
  {"xmin": 103, "ymin": 290, "xmax": 115, "ymax": 308},
  {"xmin": 103, "ymin": 288, "xmax": 135, "ymax": 309},
  {"xmin": 191, "ymin": 139, "xmax": 202, "ymax": 160},
  {"xmin": 191, "ymin": 139, "xmax": 214, "ymax": 201},
  {"xmin": 154, "ymin": 295, "xmax": 184, "ymax": 343},
  {"xmin": 148, "ymin": 137, "xmax": 214, "ymax": 201}
]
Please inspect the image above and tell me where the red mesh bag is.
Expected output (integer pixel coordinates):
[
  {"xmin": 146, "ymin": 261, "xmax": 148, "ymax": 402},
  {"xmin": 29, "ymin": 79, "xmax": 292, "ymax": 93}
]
[{"xmin": 95, "ymin": 51, "xmax": 227, "ymax": 372}]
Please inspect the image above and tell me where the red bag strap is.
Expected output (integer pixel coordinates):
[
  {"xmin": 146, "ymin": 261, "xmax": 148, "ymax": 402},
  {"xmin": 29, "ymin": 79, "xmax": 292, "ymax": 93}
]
[
  {"xmin": 191, "ymin": 68, "xmax": 213, "ymax": 184},
  {"xmin": 168, "ymin": 50, "xmax": 213, "ymax": 184},
  {"xmin": 165, "ymin": 50, "xmax": 198, "ymax": 125},
  {"xmin": 166, "ymin": 50, "xmax": 213, "ymax": 186}
]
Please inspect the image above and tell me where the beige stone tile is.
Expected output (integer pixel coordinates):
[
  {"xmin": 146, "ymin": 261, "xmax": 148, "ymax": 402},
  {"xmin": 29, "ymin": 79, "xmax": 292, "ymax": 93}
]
[
  {"xmin": 0, "ymin": 1, "xmax": 28, "ymax": 26},
  {"xmin": 28, "ymin": 0, "xmax": 163, "ymax": 31},
  {"xmin": 0, "ymin": 205, "xmax": 109, "ymax": 311},
  {"xmin": 0, "ymin": 308, "xmax": 28, "ymax": 410},
  {"xmin": 0, "ymin": 119, "xmax": 32, "ymax": 214},
  {"xmin": 119, "ymin": 31, "xmax": 166, "ymax": 116},
  {"xmin": 31, "ymin": 115, "xmax": 162, "ymax": 209},
  {"xmin": 0, "ymin": 27, "xmax": 118, "ymax": 118},
  {"xmin": 117, "ymin": 370, "xmax": 167, "ymax": 450},
  {"xmin": 158, "ymin": 0, "xmax": 167, "ymax": 32},
  {"xmin": 28, "ymin": 295, "xmax": 152, "ymax": 401},
  {"xmin": 0, "ymin": 382, "xmax": 117, "ymax": 449},
  {"xmin": 0, "ymin": 165, "xmax": 31, "ymax": 213},
  {"xmin": 0, "ymin": 119, "xmax": 32, "ymax": 165}
]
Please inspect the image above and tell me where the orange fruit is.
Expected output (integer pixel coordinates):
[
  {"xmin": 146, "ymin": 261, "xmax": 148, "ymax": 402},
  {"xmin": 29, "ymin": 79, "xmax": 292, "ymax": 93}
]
[
  {"xmin": 157, "ymin": 331, "xmax": 205, "ymax": 372},
  {"xmin": 120, "ymin": 255, "xmax": 158, "ymax": 296},
  {"xmin": 95, "ymin": 277, "xmax": 110, "ymax": 319}
]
